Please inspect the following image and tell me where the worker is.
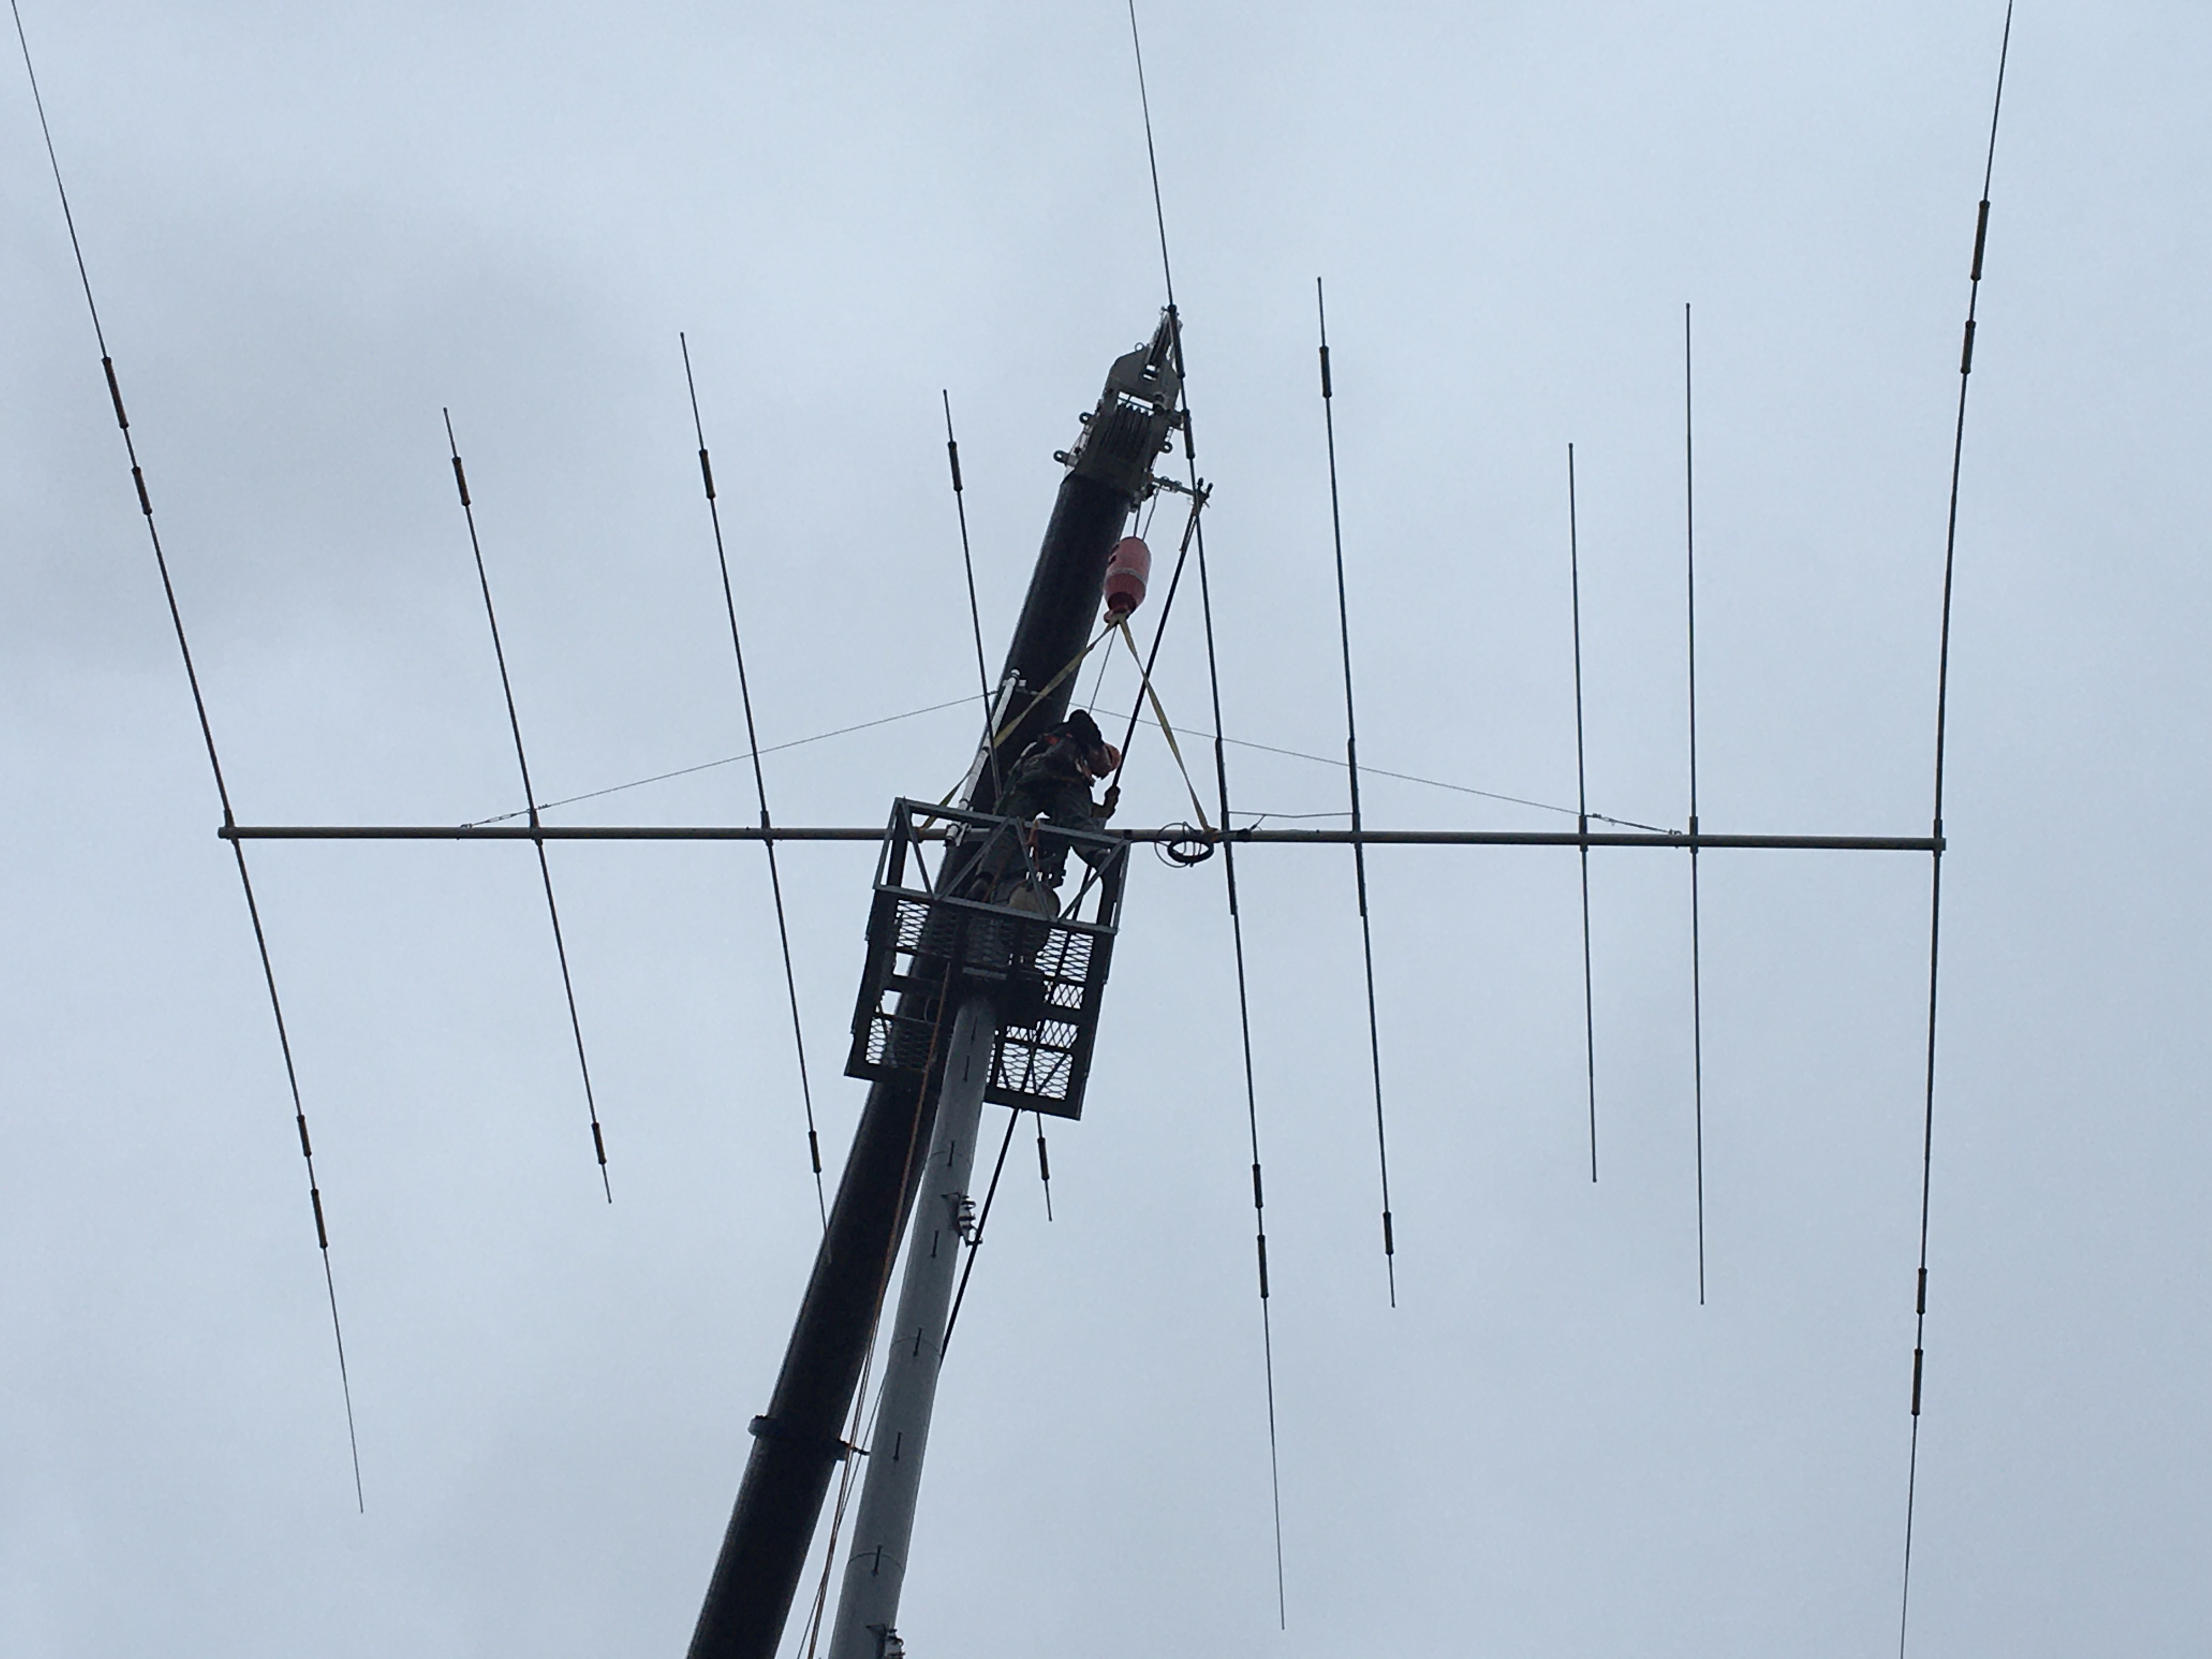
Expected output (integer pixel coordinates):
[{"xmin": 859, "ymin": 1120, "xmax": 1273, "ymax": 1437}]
[{"xmin": 971, "ymin": 710, "xmax": 1121, "ymax": 903}]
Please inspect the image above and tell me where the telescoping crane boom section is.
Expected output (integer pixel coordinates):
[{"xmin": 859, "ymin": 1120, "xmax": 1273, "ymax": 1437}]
[{"xmin": 684, "ymin": 313, "xmax": 1184, "ymax": 1659}]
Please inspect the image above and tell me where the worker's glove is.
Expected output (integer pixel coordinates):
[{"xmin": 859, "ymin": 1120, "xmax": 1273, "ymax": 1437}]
[{"xmin": 1101, "ymin": 783, "xmax": 1121, "ymax": 818}]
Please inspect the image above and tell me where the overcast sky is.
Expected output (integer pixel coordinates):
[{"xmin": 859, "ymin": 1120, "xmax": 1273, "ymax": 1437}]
[{"xmin": 5, "ymin": 3, "xmax": 2209, "ymax": 1655}]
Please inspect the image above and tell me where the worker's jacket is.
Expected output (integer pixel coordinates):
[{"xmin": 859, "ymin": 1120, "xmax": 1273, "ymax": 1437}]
[{"xmin": 999, "ymin": 733, "xmax": 1112, "ymax": 872}]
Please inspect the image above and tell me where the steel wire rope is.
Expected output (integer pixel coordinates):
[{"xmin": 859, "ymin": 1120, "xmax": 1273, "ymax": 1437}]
[
  {"xmin": 464, "ymin": 696, "xmax": 978, "ymax": 826},
  {"xmin": 470, "ymin": 685, "xmax": 1655, "ymax": 837},
  {"xmin": 1568, "ymin": 445, "xmax": 1600, "ymax": 1181},
  {"xmin": 1129, "ymin": 2, "xmax": 1286, "ymax": 1620},
  {"xmin": 1316, "ymin": 279, "xmax": 1399, "ymax": 1305},
  {"xmin": 1901, "ymin": 10, "xmax": 2013, "ymax": 1652},
  {"xmin": 444, "ymin": 414, "xmax": 613, "ymax": 1201},
  {"xmin": 1684, "ymin": 306, "xmax": 1707, "ymax": 1303},
  {"xmin": 682, "ymin": 336, "xmax": 828, "ymax": 1224},
  {"xmin": 940, "ymin": 1107, "xmax": 1023, "ymax": 1355},
  {"xmin": 1088, "ymin": 703, "xmax": 1668, "ymax": 831},
  {"xmin": 9, "ymin": 0, "xmax": 365, "ymax": 1507}
]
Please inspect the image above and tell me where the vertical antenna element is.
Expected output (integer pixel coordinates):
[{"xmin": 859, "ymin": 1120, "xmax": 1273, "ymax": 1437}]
[
  {"xmin": 943, "ymin": 391, "xmax": 1002, "ymax": 805},
  {"xmin": 1683, "ymin": 304, "xmax": 1708, "ymax": 1305},
  {"xmin": 1127, "ymin": 0, "xmax": 1177, "ymax": 311},
  {"xmin": 681, "ymin": 337, "xmax": 827, "ymax": 1227},
  {"xmin": 1316, "ymin": 280, "xmax": 1399, "ymax": 1304},
  {"xmin": 1568, "ymin": 444, "xmax": 1599, "ymax": 1182},
  {"xmin": 443, "ymin": 411, "xmax": 613, "ymax": 1203},
  {"xmin": 10, "ymin": 0, "xmax": 365, "ymax": 1507},
  {"xmin": 1902, "ymin": 8, "xmax": 2012, "ymax": 1654}
]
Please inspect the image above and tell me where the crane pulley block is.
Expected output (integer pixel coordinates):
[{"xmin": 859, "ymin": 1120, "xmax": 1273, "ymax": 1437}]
[{"xmin": 845, "ymin": 799, "xmax": 1128, "ymax": 1120}]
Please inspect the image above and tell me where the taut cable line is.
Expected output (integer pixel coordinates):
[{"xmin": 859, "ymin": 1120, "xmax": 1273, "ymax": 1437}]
[
  {"xmin": 1901, "ymin": 7, "xmax": 2013, "ymax": 1652},
  {"xmin": 1316, "ymin": 280, "xmax": 1399, "ymax": 1304},
  {"xmin": 464, "ymin": 696, "xmax": 978, "ymax": 826},
  {"xmin": 1568, "ymin": 444, "xmax": 1599, "ymax": 1182},
  {"xmin": 10, "ymin": 0, "xmax": 364, "ymax": 1509},
  {"xmin": 682, "ymin": 336, "xmax": 827, "ymax": 1225},
  {"xmin": 443, "ymin": 413, "xmax": 613, "ymax": 1202},
  {"xmin": 1684, "ymin": 303, "xmax": 1708, "ymax": 1306},
  {"xmin": 941, "ymin": 1107, "xmax": 1021, "ymax": 1355},
  {"xmin": 462, "ymin": 679, "xmax": 1659, "ymax": 835}
]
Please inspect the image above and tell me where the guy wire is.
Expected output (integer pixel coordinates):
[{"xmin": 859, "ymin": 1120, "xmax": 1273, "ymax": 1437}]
[
  {"xmin": 1901, "ymin": 8, "xmax": 2012, "ymax": 1653},
  {"xmin": 443, "ymin": 412, "xmax": 613, "ymax": 1203},
  {"xmin": 681, "ymin": 336, "xmax": 827, "ymax": 1224},
  {"xmin": 465, "ymin": 696, "xmax": 978, "ymax": 826},
  {"xmin": 1568, "ymin": 444, "xmax": 1599, "ymax": 1182},
  {"xmin": 1683, "ymin": 303, "xmax": 1707, "ymax": 1305},
  {"xmin": 1317, "ymin": 279, "xmax": 1399, "ymax": 1306},
  {"xmin": 12, "ymin": 0, "xmax": 363, "ymax": 1506}
]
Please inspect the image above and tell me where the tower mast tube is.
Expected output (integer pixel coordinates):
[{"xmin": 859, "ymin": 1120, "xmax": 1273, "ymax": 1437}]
[{"xmin": 826, "ymin": 995, "xmax": 996, "ymax": 1659}]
